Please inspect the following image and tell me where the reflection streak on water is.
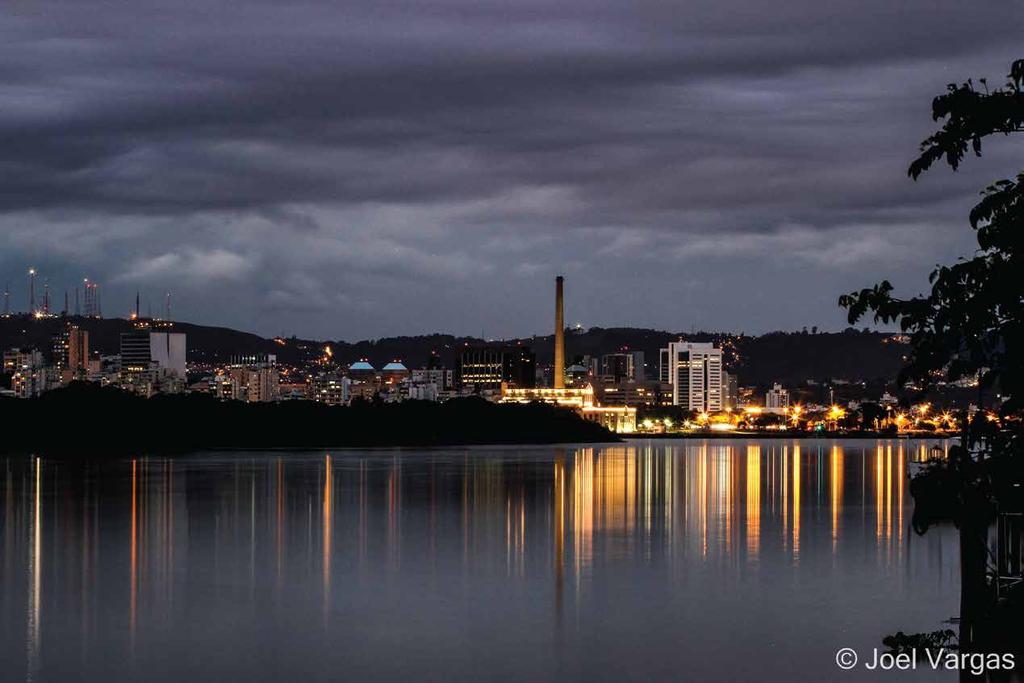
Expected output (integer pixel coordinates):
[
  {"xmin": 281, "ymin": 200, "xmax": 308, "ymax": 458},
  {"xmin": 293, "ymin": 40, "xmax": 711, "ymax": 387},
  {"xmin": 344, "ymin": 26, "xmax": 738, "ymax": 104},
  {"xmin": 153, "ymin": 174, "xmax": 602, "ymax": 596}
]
[
  {"xmin": 831, "ymin": 445, "xmax": 842, "ymax": 554},
  {"xmin": 0, "ymin": 439, "xmax": 958, "ymax": 681},
  {"xmin": 747, "ymin": 446, "xmax": 760, "ymax": 561},
  {"xmin": 323, "ymin": 455, "xmax": 332, "ymax": 625},
  {"xmin": 26, "ymin": 457, "xmax": 41, "ymax": 683},
  {"xmin": 792, "ymin": 445, "xmax": 800, "ymax": 561}
]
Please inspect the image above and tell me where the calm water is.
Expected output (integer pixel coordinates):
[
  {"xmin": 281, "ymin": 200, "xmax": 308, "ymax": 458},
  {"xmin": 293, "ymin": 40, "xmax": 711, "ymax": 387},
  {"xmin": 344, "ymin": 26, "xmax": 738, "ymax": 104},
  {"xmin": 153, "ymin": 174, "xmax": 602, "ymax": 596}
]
[{"xmin": 0, "ymin": 439, "xmax": 960, "ymax": 682}]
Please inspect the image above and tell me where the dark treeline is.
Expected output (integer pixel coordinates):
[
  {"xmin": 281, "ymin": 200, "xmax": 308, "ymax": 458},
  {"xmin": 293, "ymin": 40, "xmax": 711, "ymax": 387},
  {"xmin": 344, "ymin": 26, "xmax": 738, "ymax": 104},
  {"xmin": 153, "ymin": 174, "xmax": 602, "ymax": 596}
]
[{"xmin": 0, "ymin": 383, "xmax": 615, "ymax": 453}]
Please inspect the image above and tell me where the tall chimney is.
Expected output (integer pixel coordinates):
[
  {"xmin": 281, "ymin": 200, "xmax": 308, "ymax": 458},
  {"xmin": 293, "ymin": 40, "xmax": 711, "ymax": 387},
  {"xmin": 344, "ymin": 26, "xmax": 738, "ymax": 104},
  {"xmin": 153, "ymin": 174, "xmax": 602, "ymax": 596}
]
[{"xmin": 554, "ymin": 275, "xmax": 565, "ymax": 389}]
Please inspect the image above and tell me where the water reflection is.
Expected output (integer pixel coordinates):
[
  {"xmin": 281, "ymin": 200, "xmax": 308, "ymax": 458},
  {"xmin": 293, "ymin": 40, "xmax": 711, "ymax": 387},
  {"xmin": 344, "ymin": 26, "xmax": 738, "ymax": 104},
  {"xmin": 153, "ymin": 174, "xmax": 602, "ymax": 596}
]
[{"xmin": 0, "ymin": 440, "xmax": 959, "ymax": 682}]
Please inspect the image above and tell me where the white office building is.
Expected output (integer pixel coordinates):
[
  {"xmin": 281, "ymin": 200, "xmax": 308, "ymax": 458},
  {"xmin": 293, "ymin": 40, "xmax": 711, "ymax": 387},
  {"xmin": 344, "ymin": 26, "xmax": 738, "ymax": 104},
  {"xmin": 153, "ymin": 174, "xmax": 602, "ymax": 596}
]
[
  {"xmin": 765, "ymin": 383, "xmax": 790, "ymax": 413},
  {"xmin": 659, "ymin": 342, "xmax": 723, "ymax": 412},
  {"xmin": 150, "ymin": 332, "xmax": 187, "ymax": 378}
]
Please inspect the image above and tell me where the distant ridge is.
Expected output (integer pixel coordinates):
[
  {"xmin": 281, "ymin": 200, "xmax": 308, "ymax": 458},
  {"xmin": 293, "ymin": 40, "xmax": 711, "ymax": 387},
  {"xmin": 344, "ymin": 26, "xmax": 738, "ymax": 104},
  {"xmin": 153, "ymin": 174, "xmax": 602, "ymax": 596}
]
[{"xmin": 0, "ymin": 315, "xmax": 904, "ymax": 386}]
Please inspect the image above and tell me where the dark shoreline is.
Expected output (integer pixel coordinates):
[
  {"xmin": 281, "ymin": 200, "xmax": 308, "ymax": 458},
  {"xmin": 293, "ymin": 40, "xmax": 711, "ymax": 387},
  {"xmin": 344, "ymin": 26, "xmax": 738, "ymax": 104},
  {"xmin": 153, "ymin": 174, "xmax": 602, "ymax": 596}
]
[
  {"xmin": 624, "ymin": 431, "xmax": 951, "ymax": 440},
  {"xmin": 0, "ymin": 384, "xmax": 616, "ymax": 454}
]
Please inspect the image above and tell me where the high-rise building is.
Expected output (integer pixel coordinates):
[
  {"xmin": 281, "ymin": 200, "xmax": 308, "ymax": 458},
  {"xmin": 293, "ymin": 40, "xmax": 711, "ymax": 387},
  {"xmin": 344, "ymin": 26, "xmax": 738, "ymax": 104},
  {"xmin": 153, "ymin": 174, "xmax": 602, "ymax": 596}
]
[
  {"xmin": 722, "ymin": 371, "xmax": 739, "ymax": 410},
  {"xmin": 659, "ymin": 341, "xmax": 723, "ymax": 412},
  {"xmin": 457, "ymin": 346, "xmax": 536, "ymax": 391},
  {"xmin": 120, "ymin": 332, "xmax": 152, "ymax": 373},
  {"xmin": 596, "ymin": 351, "xmax": 645, "ymax": 383},
  {"xmin": 119, "ymin": 331, "xmax": 187, "ymax": 394},
  {"xmin": 53, "ymin": 326, "xmax": 90, "ymax": 383},
  {"xmin": 150, "ymin": 332, "xmax": 186, "ymax": 378}
]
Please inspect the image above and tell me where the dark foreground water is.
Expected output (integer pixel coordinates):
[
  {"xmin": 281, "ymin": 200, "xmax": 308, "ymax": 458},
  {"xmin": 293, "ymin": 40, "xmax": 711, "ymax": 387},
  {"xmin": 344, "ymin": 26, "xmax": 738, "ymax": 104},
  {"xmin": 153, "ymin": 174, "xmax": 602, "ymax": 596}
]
[{"xmin": 0, "ymin": 439, "xmax": 960, "ymax": 682}]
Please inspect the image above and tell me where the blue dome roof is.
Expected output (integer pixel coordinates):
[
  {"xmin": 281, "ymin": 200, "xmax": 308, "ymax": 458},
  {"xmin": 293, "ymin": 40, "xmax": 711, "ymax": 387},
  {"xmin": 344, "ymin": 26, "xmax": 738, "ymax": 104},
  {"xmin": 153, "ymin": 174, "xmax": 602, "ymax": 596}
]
[
  {"xmin": 382, "ymin": 361, "xmax": 408, "ymax": 371},
  {"xmin": 348, "ymin": 361, "xmax": 375, "ymax": 371}
]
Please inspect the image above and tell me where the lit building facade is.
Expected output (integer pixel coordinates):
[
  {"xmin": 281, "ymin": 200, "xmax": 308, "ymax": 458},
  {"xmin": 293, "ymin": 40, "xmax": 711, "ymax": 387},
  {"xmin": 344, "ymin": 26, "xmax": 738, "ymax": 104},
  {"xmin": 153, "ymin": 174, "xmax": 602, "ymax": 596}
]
[
  {"xmin": 457, "ymin": 346, "xmax": 536, "ymax": 392},
  {"xmin": 596, "ymin": 380, "xmax": 672, "ymax": 407},
  {"xmin": 310, "ymin": 374, "xmax": 350, "ymax": 405},
  {"xmin": 4, "ymin": 348, "xmax": 45, "ymax": 398},
  {"xmin": 225, "ymin": 355, "xmax": 280, "ymax": 403},
  {"xmin": 765, "ymin": 383, "xmax": 790, "ymax": 413},
  {"xmin": 53, "ymin": 326, "xmax": 90, "ymax": 383},
  {"xmin": 659, "ymin": 341, "xmax": 723, "ymax": 412},
  {"xmin": 499, "ymin": 385, "xmax": 637, "ymax": 433}
]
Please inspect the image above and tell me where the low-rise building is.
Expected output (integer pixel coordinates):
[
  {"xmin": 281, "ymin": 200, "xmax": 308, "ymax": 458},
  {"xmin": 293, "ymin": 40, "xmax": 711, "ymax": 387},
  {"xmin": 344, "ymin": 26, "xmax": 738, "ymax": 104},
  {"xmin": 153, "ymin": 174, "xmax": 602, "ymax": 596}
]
[
  {"xmin": 4, "ymin": 349, "xmax": 45, "ymax": 398},
  {"xmin": 500, "ymin": 385, "xmax": 636, "ymax": 433}
]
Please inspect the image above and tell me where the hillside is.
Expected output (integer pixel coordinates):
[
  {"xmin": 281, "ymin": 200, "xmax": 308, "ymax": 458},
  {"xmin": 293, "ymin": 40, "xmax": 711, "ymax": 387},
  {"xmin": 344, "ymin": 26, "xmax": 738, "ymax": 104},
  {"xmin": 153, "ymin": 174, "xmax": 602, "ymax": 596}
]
[{"xmin": 0, "ymin": 315, "xmax": 906, "ymax": 386}]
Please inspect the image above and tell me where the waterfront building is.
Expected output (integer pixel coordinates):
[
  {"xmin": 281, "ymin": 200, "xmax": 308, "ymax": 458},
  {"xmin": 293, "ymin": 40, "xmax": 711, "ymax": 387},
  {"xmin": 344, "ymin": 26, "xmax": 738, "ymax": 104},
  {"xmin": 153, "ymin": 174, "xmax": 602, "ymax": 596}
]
[
  {"xmin": 765, "ymin": 383, "xmax": 790, "ymax": 413},
  {"xmin": 659, "ymin": 341, "xmax": 724, "ymax": 411},
  {"xmin": 499, "ymin": 385, "xmax": 636, "ymax": 433}
]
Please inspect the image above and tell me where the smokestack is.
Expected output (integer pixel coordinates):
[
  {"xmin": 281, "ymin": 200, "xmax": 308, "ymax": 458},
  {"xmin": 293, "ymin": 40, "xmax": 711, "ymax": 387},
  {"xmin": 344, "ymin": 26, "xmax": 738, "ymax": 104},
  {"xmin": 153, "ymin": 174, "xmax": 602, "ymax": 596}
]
[{"xmin": 554, "ymin": 275, "xmax": 565, "ymax": 389}]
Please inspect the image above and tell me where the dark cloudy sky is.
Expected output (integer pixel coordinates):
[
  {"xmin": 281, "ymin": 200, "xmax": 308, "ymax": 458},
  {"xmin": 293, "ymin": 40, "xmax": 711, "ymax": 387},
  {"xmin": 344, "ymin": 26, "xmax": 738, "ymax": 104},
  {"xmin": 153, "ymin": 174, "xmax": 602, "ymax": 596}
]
[{"xmin": 2, "ymin": 1, "xmax": 1022, "ymax": 340}]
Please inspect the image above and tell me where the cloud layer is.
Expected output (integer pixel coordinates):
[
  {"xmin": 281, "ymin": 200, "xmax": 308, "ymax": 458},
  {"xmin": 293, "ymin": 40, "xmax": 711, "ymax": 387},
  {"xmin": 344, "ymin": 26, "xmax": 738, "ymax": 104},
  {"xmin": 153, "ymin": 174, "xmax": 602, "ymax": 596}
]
[{"xmin": 1, "ymin": 1, "xmax": 1021, "ymax": 338}]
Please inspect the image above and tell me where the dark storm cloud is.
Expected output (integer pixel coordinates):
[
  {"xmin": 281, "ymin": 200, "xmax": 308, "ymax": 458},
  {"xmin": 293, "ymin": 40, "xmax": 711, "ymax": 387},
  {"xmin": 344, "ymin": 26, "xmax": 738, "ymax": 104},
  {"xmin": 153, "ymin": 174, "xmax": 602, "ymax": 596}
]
[{"xmin": 1, "ymin": 1, "xmax": 1022, "ymax": 337}]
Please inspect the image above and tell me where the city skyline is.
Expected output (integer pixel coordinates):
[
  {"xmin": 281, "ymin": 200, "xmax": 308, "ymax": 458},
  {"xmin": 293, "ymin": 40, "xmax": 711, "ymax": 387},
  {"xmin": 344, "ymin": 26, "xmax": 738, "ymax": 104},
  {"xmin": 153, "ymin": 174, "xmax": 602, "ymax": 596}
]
[{"xmin": 3, "ymin": 3, "xmax": 1021, "ymax": 339}]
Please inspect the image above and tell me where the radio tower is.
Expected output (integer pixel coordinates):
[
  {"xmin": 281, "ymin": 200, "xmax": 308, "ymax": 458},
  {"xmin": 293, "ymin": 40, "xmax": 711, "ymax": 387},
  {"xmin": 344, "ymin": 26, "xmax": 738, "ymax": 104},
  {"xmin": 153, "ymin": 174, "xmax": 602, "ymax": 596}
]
[
  {"xmin": 3, "ymin": 282, "xmax": 9, "ymax": 317},
  {"xmin": 164, "ymin": 291, "xmax": 171, "ymax": 321},
  {"xmin": 83, "ymin": 278, "xmax": 101, "ymax": 318},
  {"xmin": 42, "ymin": 280, "xmax": 50, "ymax": 316},
  {"xmin": 28, "ymin": 268, "xmax": 36, "ymax": 313}
]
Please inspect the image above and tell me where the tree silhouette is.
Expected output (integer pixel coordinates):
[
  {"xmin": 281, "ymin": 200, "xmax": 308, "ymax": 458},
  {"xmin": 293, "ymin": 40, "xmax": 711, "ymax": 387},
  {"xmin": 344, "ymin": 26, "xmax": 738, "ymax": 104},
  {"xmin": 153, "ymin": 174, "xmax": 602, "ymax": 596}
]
[{"xmin": 840, "ymin": 58, "xmax": 1024, "ymax": 653}]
